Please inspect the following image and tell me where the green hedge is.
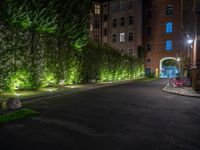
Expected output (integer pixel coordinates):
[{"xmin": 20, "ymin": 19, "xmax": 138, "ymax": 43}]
[
  {"xmin": 0, "ymin": 25, "xmax": 144, "ymax": 93},
  {"xmin": 82, "ymin": 43, "xmax": 144, "ymax": 82}
]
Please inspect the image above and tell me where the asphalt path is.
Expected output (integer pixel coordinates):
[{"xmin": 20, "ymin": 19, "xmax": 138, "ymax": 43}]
[{"xmin": 0, "ymin": 79, "xmax": 200, "ymax": 150}]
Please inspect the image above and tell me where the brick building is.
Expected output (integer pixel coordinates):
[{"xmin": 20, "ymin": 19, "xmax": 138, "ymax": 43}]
[
  {"xmin": 90, "ymin": 0, "xmax": 143, "ymax": 56},
  {"xmin": 143, "ymin": 0, "xmax": 185, "ymax": 78}
]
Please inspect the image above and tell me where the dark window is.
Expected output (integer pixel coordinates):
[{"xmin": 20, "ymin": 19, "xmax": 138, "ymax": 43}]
[
  {"xmin": 94, "ymin": 35, "xmax": 100, "ymax": 43},
  {"xmin": 147, "ymin": 59, "xmax": 151, "ymax": 63},
  {"xmin": 111, "ymin": 2, "xmax": 117, "ymax": 12},
  {"xmin": 121, "ymin": 17, "xmax": 125, "ymax": 26},
  {"xmin": 146, "ymin": 43, "xmax": 151, "ymax": 51},
  {"xmin": 166, "ymin": 5, "xmax": 173, "ymax": 15},
  {"xmin": 147, "ymin": 27, "xmax": 152, "ymax": 35},
  {"xmin": 128, "ymin": 0, "xmax": 133, "ymax": 9},
  {"xmin": 120, "ymin": 0, "xmax": 126, "ymax": 11},
  {"xmin": 104, "ymin": 29, "xmax": 107, "ymax": 36},
  {"xmin": 128, "ymin": 48, "xmax": 133, "ymax": 55},
  {"xmin": 128, "ymin": 16, "xmax": 133, "ymax": 25},
  {"xmin": 147, "ymin": 10, "xmax": 152, "ymax": 18},
  {"xmin": 113, "ymin": 34, "xmax": 117, "ymax": 43},
  {"xmin": 94, "ymin": 19, "xmax": 100, "ymax": 29},
  {"xmin": 104, "ymin": 14, "xmax": 108, "ymax": 22},
  {"xmin": 113, "ymin": 19, "xmax": 117, "ymax": 27},
  {"xmin": 128, "ymin": 32, "xmax": 133, "ymax": 41}
]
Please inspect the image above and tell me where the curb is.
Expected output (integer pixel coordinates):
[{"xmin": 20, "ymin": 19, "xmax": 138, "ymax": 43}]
[
  {"xmin": 162, "ymin": 84, "xmax": 200, "ymax": 98},
  {"xmin": 19, "ymin": 80, "xmax": 135, "ymax": 104}
]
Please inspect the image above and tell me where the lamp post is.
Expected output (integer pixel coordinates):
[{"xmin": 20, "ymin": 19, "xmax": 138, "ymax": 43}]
[{"xmin": 187, "ymin": 38, "xmax": 193, "ymax": 78}]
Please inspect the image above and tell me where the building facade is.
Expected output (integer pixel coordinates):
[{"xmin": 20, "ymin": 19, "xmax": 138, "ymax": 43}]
[
  {"xmin": 143, "ymin": 0, "xmax": 185, "ymax": 78},
  {"xmin": 90, "ymin": 0, "xmax": 143, "ymax": 56},
  {"xmin": 181, "ymin": 0, "xmax": 200, "ymax": 91}
]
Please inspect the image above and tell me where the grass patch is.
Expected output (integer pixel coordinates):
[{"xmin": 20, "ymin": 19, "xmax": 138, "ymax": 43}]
[{"xmin": 0, "ymin": 108, "xmax": 39, "ymax": 125}]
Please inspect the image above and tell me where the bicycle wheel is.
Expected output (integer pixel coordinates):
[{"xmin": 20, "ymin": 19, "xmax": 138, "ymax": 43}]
[
  {"xmin": 183, "ymin": 78, "xmax": 191, "ymax": 86},
  {"xmin": 169, "ymin": 79, "xmax": 176, "ymax": 87}
]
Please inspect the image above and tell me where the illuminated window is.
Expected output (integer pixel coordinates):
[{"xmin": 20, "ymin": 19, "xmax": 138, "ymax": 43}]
[
  {"xmin": 90, "ymin": 24, "xmax": 93, "ymax": 31},
  {"xmin": 95, "ymin": 4, "xmax": 100, "ymax": 14},
  {"xmin": 166, "ymin": 22, "xmax": 173, "ymax": 33},
  {"xmin": 120, "ymin": 33, "xmax": 125, "ymax": 42},
  {"xmin": 166, "ymin": 40, "xmax": 172, "ymax": 51}
]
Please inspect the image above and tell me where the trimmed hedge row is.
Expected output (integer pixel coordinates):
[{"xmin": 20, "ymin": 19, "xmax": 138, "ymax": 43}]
[{"xmin": 0, "ymin": 25, "xmax": 144, "ymax": 93}]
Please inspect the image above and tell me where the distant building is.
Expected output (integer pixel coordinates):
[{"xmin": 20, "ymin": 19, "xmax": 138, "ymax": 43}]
[
  {"xmin": 143, "ymin": 0, "xmax": 186, "ymax": 78},
  {"xmin": 89, "ymin": 0, "xmax": 143, "ymax": 56},
  {"xmin": 181, "ymin": 0, "xmax": 200, "ymax": 91}
]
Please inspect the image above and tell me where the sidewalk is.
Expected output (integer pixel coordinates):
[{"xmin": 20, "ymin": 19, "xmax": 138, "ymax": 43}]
[
  {"xmin": 0, "ymin": 79, "xmax": 140, "ymax": 104},
  {"xmin": 162, "ymin": 83, "xmax": 200, "ymax": 98}
]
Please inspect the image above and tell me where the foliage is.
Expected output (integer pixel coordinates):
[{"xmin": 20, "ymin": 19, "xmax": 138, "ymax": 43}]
[
  {"xmin": 65, "ymin": 49, "xmax": 82, "ymax": 84},
  {"xmin": 5, "ymin": 69, "xmax": 32, "ymax": 92},
  {"xmin": 0, "ymin": 108, "xmax": 39, "ymax": 124},
  {"xmin": 0, "ymin": 0, "xmax": 144, "ymax": 93},
  {"xmin": 82, "ymin": 43, "xmax": 145, "ymax": 82}
]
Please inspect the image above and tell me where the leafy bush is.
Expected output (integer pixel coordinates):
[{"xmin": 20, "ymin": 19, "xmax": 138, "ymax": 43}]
[{"xmin": 5, "ymin": 69, "xmax": 32, "ymax": 92}]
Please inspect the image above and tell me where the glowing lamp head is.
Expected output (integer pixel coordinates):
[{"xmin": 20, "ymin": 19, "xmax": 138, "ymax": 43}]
[
  {"xmin": 187, "ymin": 39, "xmax": 193, "ymax": 44},
  {"xmin": 177, "ymin": 57, "xmax": 181, "ymax": 62}
]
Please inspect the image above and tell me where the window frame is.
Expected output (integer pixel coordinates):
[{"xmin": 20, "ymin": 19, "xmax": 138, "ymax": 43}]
[
  {"xmin": 166, "ymin": 5, "xmax": 173, "ymax": 16},
  {"xmin": 165, "ymin": 40, "xmax": 173, "ymax": 51},
  {"xmin": 120, "ymin": 33, "xmax": 125, "ymax": 42},
  {"xmin": 120, "ymin": 17, "xmax": 125, "ymax": 26},
  {"xmin": 112, "ymin": 34, "xmax": 117, "ymax": 43},
  {"xmin": 166, "ymin": 22, "xmax": 173, "ymax": 33},
  {"xmin": 113, "ymin": 19, "xmax": 117, "ymax": 27},
  {"xmin": 94, "ymin": 4, "xmax": 101, "ymax": 15},
  {"xmin": 128, "ymin": 16, "xmax": 133, "ymax": 25},
  {"xmin": 128, "ymin": 32, "xmax": 133, "ymax": 41}
]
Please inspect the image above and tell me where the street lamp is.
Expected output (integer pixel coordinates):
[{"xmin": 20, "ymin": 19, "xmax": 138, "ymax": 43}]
[
  {"xmin": 177, "ymin": 57, "xmax": 181, "ymax": 62},
  {"xmin": 187, "ymin": 38, "xmax": 193, "ymax": 78},
  {"xmin": 187, "ymin": 39, "xmax": 193, "ymax": 44}
]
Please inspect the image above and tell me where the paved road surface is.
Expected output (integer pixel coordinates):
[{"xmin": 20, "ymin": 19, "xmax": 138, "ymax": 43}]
[{"xmin": 0, "ymin": 79, "xmax": 200, "ymax": 150}]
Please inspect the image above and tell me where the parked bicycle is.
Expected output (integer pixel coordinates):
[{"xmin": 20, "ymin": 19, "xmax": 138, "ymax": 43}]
[{"xmin": 169, "ymin": 76, "xmax": 191, "ymax": 87}]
